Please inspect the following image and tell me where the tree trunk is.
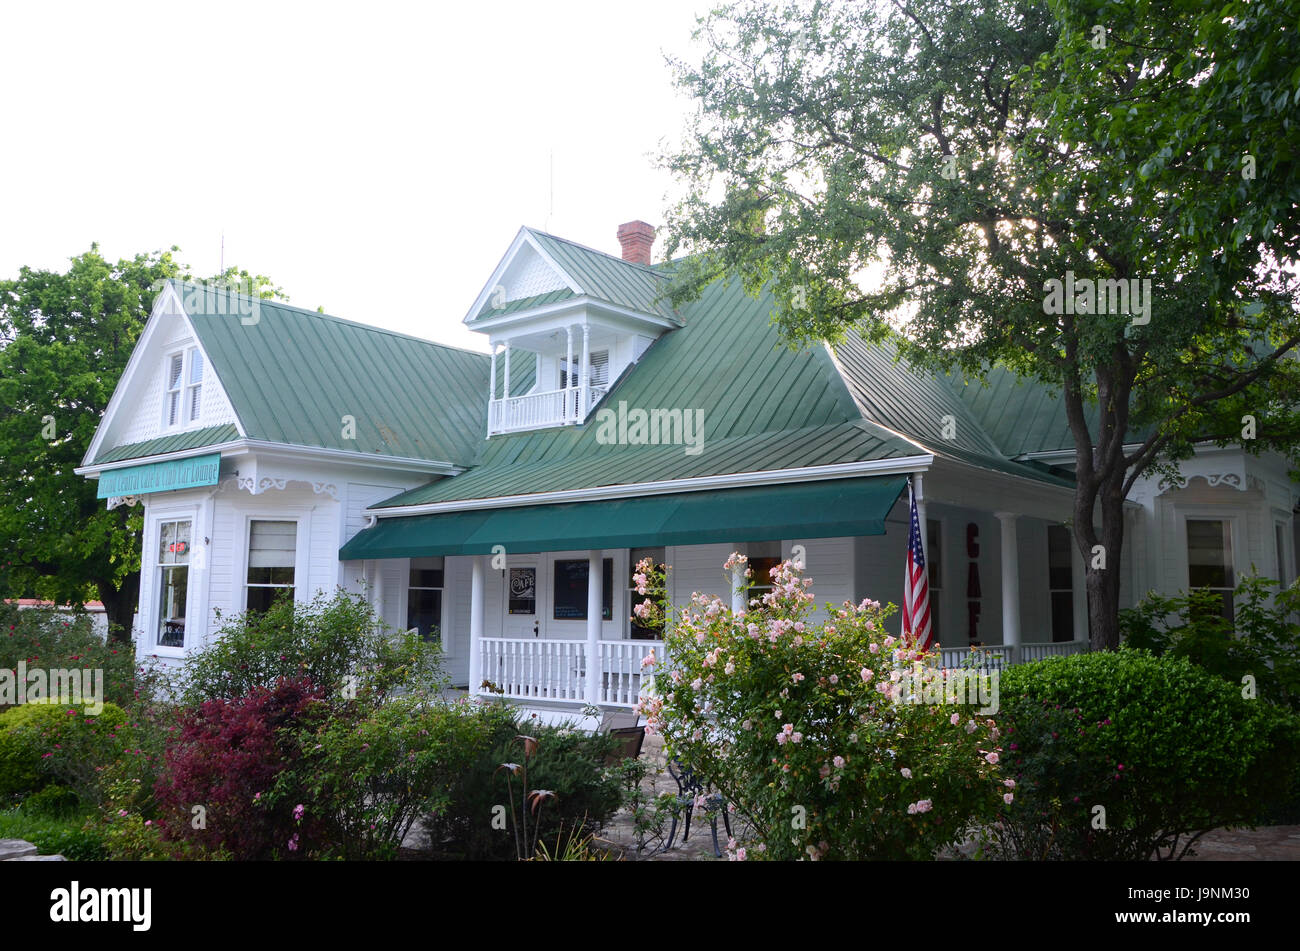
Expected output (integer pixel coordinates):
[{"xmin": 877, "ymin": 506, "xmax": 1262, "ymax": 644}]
[
  {"xmin": 1079, "ymin": 473, "xmax": 1127, "ymax": 652},
  {"xmin": 96, "ymin": 571, "xmax": 139, "ymax": 644}
]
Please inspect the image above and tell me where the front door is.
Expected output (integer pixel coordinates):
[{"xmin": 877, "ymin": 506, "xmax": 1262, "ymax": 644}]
[{"xmin": 502, "ymin": 557, "xmax": 540, "ymax": 638}]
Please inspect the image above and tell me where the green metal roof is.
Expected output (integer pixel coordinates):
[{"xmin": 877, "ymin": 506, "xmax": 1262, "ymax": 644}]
[
  {"xmin": 468, "ymin": 229, "xmax": 681, "ymax": 325},
  {"xmin": 476, "ymin": 288, "xmax": 575, "ymax": 321},
  {"xmin": 341, "ymin": 475, "xmax": 907, "ymax": 559},
  {"xmin": 94, "ymin": 424, "xmax": 240, "ymax": 465},
  {"xmin": 945, "ymin": 365, "xmax": 1083, "ymax": 457},
  {"xmin": 177, "ymin": 282, "xmax": 532, "ymax": 465}
]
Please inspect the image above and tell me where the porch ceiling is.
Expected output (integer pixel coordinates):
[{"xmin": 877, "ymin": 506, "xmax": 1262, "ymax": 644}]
[{"xmin": 339, "ymin": 475, "xmax": 907, "ymax": 560}]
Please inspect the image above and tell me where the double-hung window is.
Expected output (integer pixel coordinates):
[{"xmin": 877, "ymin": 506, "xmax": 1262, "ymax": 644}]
[
  {"xmin": 1047, "ymin": 524, "xmax": 1074, "ymax": 642},
  {"xmin": 1187, "ymin": 518, "xmax": 1235, "ymax": 622},
  {"xmin": 246, "ymin": 520, "xmax": 296, "ymax": 613},
  {"xmin": 407, "ymin": 557, "xmax": 444, "ymax": 643},
  {"xmin": 156, "ymin": 519, "xmax": 191, "ymax": 648}
]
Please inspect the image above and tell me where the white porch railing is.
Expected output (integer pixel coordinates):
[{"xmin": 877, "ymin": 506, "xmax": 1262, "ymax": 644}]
[
  {"xmin": 939, "ymin": 639, "xmax": 1088, "ymax": 670},
  {"xmin": 488, "ymin": 385, "xmax": 609, "ymax": 434},
  {"xmin": 479, "ymin": 637, "xmax": 1084, "ymax": 708},
  {"xmin": 478, "ymin": 637, "xmax": 662, "ymax": 707}
]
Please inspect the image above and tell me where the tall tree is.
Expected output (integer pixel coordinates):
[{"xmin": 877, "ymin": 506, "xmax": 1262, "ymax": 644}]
[
  {"xmin": 0, "ymin": 248, "xmax": 282, "ymax": 639},
  {"xmin": 661, "ymin": 0, "xmax": 1300, "ymax": 650}
]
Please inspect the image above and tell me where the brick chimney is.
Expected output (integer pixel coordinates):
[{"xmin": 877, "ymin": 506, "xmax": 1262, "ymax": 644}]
[{"xmin": 616, "ymin": 220, "xmax": 655, "ymax": 265}]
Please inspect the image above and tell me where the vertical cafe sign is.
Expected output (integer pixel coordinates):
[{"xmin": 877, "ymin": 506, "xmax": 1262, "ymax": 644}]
[{"xmin": 97, "ymin": 453, "xmax": 222, "ymax": 499}]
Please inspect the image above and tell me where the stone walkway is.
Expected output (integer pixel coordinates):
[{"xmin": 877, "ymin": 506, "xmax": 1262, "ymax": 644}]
[
  {"xmin": 1185, "ymin": 825, "xmax": 1300, "ymax": 860},
  {"xmin": 0, "ymin": 839, "xmax": 65, "ymax": 861}
]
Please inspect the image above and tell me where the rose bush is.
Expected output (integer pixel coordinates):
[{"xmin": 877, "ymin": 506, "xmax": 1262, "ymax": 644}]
[{"xmin": 636, "ymin": 554, "xmax": 1008, "ymax": 860}]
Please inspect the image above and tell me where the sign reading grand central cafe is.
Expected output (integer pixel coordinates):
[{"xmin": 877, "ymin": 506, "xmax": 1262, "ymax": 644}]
[{"xmin": 95, "ymin": 453, "xmax": 221, "ymax": 499}]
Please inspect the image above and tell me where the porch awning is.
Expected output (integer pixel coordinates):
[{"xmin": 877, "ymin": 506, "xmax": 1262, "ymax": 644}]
[{"xmin": 338, "ymin": 475, "xmax": 907, "ymax": 560}]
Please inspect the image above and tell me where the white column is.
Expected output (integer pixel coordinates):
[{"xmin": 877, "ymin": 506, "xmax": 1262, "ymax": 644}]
[
  {"xmin": 503, "ymin": 343, "xmax": 511, "ymax": 401},
  {"xmin": 565, "ymin": 325, "xmax": 574, "ymax": 422},
  {"xmin": 586, "ymin": 550, "xmax": 602, "ymax": 706},
  {"xmin": 469, "ymin": 556, "xmax": 485, "ymax": 696},
  {"xmin": 913, "ymin": 472, "xmax": 929, "ymax": 564},
  {"xmin": 731, "ymin": 553, "xmax": 746, "ymax": 615},
  {"xmin": 1070, "ymin": 523, "xmax": 1088, "ymax": 644},
  {"xmin": 996, "ymin": 512, "xmax": 1021, "ymax": 657},
  {"xmin": 581, "ymin": 324, "xmax": 591, "ymax": 420},
  {"xmin": 488, "ymin": 346, "xmax": 498, "ymax": 431},
  {"xmin": 373, "ymin": 560, "xmax": 386, "ymax": 629}
]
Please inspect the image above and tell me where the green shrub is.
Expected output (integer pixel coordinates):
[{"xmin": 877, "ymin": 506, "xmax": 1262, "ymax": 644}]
[
  {"xmin": 423, "ymin": 703, "xmax": 624, "ymax": 860},
  {"xmin": 0, "ymin": 701, "xmax": 130, "ymax": 803},
  {"xmin": 995, "ymin": 649, "xmax": 1300, "ymax": 860},
  {"xmin": 22, "ymin": 784, "xmax": 81, "ymax": 817},
  {"xmin": 0, "ymin": 603, "xmax": 142, "ymax": 711},
  {"xmin": 1122, "ymin": 575, "xmax": 1300, "ymax": 710},
  {"xmin": 0, "ymin": 806, "xmax": 108, "ymax": 860},
  {"xmin": 180, "ymin": 588, "xmax": 446, "ymax": 705}
]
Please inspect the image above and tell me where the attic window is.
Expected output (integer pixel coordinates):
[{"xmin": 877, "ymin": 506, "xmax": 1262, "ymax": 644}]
[
  {"xmin": 164, "ymin": 348, "xmax": 203, "ymax": 428},
  {"xmin": 561, "ymin": 349, "xmax": 610, "ymax": 388}
]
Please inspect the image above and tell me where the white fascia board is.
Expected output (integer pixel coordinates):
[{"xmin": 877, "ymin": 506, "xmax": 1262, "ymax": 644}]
[
  {"xmin": 369, "ymin": 454, "xmax": 934, "ymax": 517},
  {"xmin": 462, "ymin": 228, "xmax": 583, "ymax": 325},
  {"xmin": 76, "ymin": 439, "xmax": 462, "ymax": 478},
  {"xmin": 476, "ymin": 297, "xmax": 677, "ymax": 340}
]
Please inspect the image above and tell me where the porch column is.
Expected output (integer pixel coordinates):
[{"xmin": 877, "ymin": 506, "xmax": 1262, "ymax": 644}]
[
  {"xmin": 565, "ymin": 325, "xmax": 574, "ymax": 422},
  {"xmin": 581, "ymin": 324, "xmax": 591, "ymax": 420},
  {"xmin": 995, "ymin": 512, "xmax": 1021, "ymax": 658},
  {"xmin": 373, "ymin": 561, "xmax": 386, "ymax": 629},
  {"xmin": 731, "ymin": 553, "xmax": 746, "ymax": 615},
  {"xmin": 488, "ymin": 346, "xmax": 498, "ymax": 431},
  {"xmin": 586, "ymin": 549, "xmax": 602, "ymax": 706},
  {"xmin": 503, "ymin": 343, "xmax": 511, "ymax": 400},
  {"xmin": 913, "ymin": 472, "xmax": 929, "ymax": 565},
  {"xmin": 469, "ymin": 555, "xmax": 485, "ymax": 696}
]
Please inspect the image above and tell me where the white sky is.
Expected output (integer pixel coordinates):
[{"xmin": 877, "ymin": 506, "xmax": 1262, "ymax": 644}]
[{"xmin": 0, "ymin": 0, "xmax": 713, "ymax": 352}]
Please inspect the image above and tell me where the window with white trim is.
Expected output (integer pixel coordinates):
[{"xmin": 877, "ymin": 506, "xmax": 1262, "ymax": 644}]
[
  {"xmin": 163, "ymin": 347, "xmax": 203, "ymax": 428},
  {"xmin": 1047, "ymin": 524, "xmax": 1073, "ymax": 642},
  {"xmin": 407, "ymin": 557, "xmax": 444, "ymax": 643},
  {"xmin": 1187, "ymin": 518, "xmax": 1235, "ymax": 622},
  {"xmin": 156, "ymin": 519, "xmax": 191, "ymax": 648},
  {"xmin": 246, "ymin": 520, "xmax": 296, "ymax": 613}
]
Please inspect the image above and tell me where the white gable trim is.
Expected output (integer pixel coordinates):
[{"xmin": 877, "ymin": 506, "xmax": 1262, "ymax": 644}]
[
  {"xmin": 82, "ymin": 282, "xmax": 248, "ymax": 466},
  {"xmin": 76, "ymin": 438, "xmax": 463, "ymax": 478},
  {"xmin": 368, "ymin": 454, "xmax": 936, "ymax": 517},
  {"xmin": 463, "ymin": 227, "xmax": 583, "ymax": 325}
]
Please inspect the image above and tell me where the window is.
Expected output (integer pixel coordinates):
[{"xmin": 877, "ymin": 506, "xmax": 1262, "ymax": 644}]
[
  {"xmin": 508, "ymin": 567, "xmax": 536, "ymax": 615},
  {"xmin": 926, "ymin": 519, "xmax": 942, "ymax": 642},
  {"xmin": 246, "ymin": 520, "xmax": 296, "ymax": 613},
  {"xmin": 561, "ymin": 349, "xmax": 610, "ymax": 388},
  {"xmin": 744, "ymin": 541, "xmax": 782, "ymax": 609},
  {"xmin": 165, "ymin": 353, "xmax": 183, "ymax": 427},
  {"xmin": 1187, "ymin": 518, "xmax": 1235, "ymax": 622},
  {"xmin": 163, "ymin": 348, "xmax": 203, "ymax": 427},
  {"xmin": 1047, "ymin": 524, "xmax": 1074, "ymax": 642},
  {"xmin": 156, "ymin": 519, "xmax": 191, "ymax": 648},
  {"xmin": 553, "ymin": 558, "xmax": 613, "ymax": 621},
  {"xmin": 407, "ymin": 557, "xmax": 444, "ymax": 642},
  {"xmin": 187, "ymin": 348, "xmax": 203, "ymax": 422},
  {"xmin": 629, "ymin": 546, "xmax": 664, "ymax": 640}
]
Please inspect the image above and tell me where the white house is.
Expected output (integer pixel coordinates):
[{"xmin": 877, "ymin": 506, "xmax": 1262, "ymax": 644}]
[{"xmin": 75, "ymin": 221, "xmax": 1299, "ymax": 714}]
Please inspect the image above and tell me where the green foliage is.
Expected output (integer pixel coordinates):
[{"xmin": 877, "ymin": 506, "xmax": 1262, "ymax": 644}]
[
  {"xmin": 0, "ymin": 806, "xmax": 108, "ymax": 861},
  {"xmin": 996, "ymin": 649, "xmax": 1300, "ymax": 859},
  {"xmin": 423, "ymin": 703, "xmax": 623, "ymax": 860},
  {"xmin": 1122, "ymin": 575, "xmax": 1300, "ymax": 710},
  {"xmin": 273, "ymin": 696, "xmax": 501, "ymax": 860},
  {"xmin": 180, "ymin": 588, "xmax": 446, "ymax": 705},
  {"xmin": 641, "ymin": 555, "xmax": 1006, "ymax": 860},
  {"xmin": 0, "ymin": 603, "xmax": 144, "ymax": 710},
  {"xmin": 0, "ymin": 701, "xmax": 129, "ymax": 802}
]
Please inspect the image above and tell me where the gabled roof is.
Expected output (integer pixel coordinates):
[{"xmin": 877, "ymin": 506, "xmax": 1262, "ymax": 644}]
[
  {"xmin": 95, "ymin": 424, "xmax": 240, "ymax": 465},
  {"xmin": 465, "ymin": 228, "xmax": 681, "ymax": 325},
  {"xmin": 164, "ymin": 282, "xmax": 532, "ymax": 466}
]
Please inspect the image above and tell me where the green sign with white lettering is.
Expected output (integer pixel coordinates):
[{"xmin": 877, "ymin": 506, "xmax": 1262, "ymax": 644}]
[{"xmin": 97, "ymin": 453, "xmax": 222, "ymax": 499}]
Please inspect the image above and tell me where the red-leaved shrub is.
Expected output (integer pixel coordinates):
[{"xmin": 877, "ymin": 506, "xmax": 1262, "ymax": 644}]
[{"xmin": 155, "ymin": 677, "xmax": 326, "ymax": 859}]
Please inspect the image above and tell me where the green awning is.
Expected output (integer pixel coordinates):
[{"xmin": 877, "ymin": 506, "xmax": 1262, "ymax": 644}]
[{"xmin": 339, "ymin": 476, "xmax": 907, "ymax": 560}]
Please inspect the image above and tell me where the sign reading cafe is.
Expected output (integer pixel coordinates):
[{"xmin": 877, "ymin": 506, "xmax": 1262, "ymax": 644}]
[{"xmin": 96, "ymin": 453, "xmax": 221, "ymax": 500}]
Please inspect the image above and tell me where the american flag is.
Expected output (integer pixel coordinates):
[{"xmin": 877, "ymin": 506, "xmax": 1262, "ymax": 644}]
[{"xmin": 902, "ymin": 479, "xmax": 933, "ymax": 652}]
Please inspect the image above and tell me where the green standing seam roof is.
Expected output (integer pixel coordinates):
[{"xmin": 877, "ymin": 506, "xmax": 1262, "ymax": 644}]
[
  {"xmin": 95, "ymin": 424, "xmax": 240, "ymax": 465},
  {"xmin": 340, "ymin": 476, "xmax": 908, "ymax": 559},
  {"xmin": 175, "ymin": 282, "xmax": 533, "ymax": 465}
]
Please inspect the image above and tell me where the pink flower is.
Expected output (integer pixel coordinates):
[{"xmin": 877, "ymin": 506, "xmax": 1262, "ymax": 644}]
[
  {"xmin": 792, "ymin": 672, "xmax": 804, "ymax": 683},
  {"xmin": 950, "ymin": 712, "xmax": 961, "ymax": 726},
  {"xmin": 860, "ymin": 668, "xmax": 873, "ymax": 682},
  {"xmin": 640, "ymin": 650, "xmax": 656, "ymax": 668},
  {"xmin": 293, "ymin": 804, "xmax": 305, "ymax": 821},
  {"xmin": 833, "ymin": 755, "xmax": 845, "ymax": 769},
  {"xmin": 1003, "ymin": 793, "xmax": 1015, "ymax": 805},
  {"xmin": 1003, "ymin": 779, "xmax": 1016, "ymax": 789},
  {"xmin": 776, "ymin": 732, "xmax": 788, "ymax": 746},
  {"xmin": 985, "ymin": 751, "xmax": 999, "ymax": 765},
  {"xmin": 965, "ymin": 720, "xmax": 977, "ymax": 734},
  {"xmin": 724, "ymin": 661, "xmax": 735, "ymax": 675},
  {"xmin": 900, "ymin": 767, "xmax": 912, "ymax": 779},
  {"xmin": 791, "ymin": 732, "xmax": 803, "ymax": 744},
  {"xmin": 288, "ymin": 833, "xmax": 300, "ymax": 852},
  {"xmin": 829, "ymin": 674, "xmax": 838, "ymax": 684},
  {"xmin": 869, "ymin": 643, "xmax": 880, "ymax": 654}
]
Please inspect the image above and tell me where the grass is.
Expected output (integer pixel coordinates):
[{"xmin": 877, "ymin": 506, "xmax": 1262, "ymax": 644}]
[{"xmin": 0, "ymin": 805, "xmax": 108, "ymax": 860}]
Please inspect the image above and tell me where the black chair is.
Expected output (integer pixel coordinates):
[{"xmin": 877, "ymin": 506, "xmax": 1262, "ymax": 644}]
[{"xmin": 664, "ymin": 760, "xmax": 733, "ymax": 858}]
